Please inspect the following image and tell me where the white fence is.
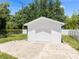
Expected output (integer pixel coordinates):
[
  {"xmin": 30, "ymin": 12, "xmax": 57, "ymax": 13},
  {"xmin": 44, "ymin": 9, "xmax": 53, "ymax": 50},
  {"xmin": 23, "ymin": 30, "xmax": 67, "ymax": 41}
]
[
  {"xmin": 22, "ymin": 29, "xmax": 27, "ymax": 34},
  {"xmin": 62, "ymin": 29, "xmax": 79, "ymax": 40}
]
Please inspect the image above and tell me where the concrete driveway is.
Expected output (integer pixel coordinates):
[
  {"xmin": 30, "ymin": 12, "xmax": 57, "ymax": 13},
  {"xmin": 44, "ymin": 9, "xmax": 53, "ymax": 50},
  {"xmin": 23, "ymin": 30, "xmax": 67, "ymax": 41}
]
[{"xmin": 0, "ymin": 40, "xmax": 79, "ymax": 59}]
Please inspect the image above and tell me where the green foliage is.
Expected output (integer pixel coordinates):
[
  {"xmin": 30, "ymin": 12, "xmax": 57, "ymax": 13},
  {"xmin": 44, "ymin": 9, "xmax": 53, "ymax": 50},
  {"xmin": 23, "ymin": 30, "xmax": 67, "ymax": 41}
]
[
  {"xmin": 15, "ymin": 0, "xmax": 65, "ymax": 28},
  {"xmin": 0, "ymin": 52, "xmax": 17, "ymax": 59},
  {"xmin": 6, "ymin": 22, "xmax": 18, "ymax": 29},
  {"xmin": 6, "ymin": 29, "xmax": 22, "ymax": 36},
  {"xmin": 0, "ymin": 34, "xmax": 27, "ymax": 43},
  {"xmin": 0, "ymin": 2, "xmax": 10, "ymax": 18},
  {"xmin": 64, "ymin": 12, "xmax": 79, "ymax": 29},
  {"xmin": 0, "ymin": 2, "xmax": 10, "ymax": 29},
  {"xmin": 0, "ymin": 2, "xmax": 10, "ymax": 37},
  {"xmin": 63, "ymin": 36, "xmax": 79, "ymax": 51},
  {"xmin": 6, "ymin": 15, "xmax": 19, "ymax": 29},
  {"xmin": 0, "ymin": 29, "xmax": 22, "ymax": 38}
]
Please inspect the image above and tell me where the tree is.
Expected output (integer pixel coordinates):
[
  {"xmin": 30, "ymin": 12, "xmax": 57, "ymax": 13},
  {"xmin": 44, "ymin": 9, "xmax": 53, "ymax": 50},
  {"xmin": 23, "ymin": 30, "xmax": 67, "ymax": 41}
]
[
  {"xmin": 52, "ymin": 0, "xmax": 65, "ymax": 22},
  {"xmin": 15, "ymin": 0, "xmax": 65, "ymax": 28},
  {"xmin": 0, "ymin": 2, "xmax": 10, "ymax": 29},
  {"xmin": 6, "ymin": 15, "xmax": 18, "ymax": 29},
  {"xmin": 64, "ymin": 12, "xmax": 79, "ymax": 29},
  {"xmin": 0, "ymin": 2, "xmax": 10, "ymax": 37}
]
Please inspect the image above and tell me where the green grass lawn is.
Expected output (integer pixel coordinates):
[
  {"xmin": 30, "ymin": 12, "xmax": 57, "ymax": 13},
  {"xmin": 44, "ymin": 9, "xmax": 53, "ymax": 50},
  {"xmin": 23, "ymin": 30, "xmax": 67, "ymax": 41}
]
[
  {"xmin": 63, "ymin": 36, "xmax": 79, "ymax": 51},
  {"xmin": 0, "ymin": 34, "xmax": 27, "ymax": 43},
  {"xmin": 0, "ymin": 52, "xmax": 17, "ymax": 59}
]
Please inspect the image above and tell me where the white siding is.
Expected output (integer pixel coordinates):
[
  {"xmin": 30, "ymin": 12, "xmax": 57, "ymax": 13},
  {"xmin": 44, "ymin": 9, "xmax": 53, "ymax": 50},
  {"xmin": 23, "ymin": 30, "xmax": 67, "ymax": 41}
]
[
  {"xmin": 51, "ymin": 30, "xmax": 61, "ymax": 43},
  {"xmin": 28, "ymin": 18, "xmax": 61, "ymax": 32}
]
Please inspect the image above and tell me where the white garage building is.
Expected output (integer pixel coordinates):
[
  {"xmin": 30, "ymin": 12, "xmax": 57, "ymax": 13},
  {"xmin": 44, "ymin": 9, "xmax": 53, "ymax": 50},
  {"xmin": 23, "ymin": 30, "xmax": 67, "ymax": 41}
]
[{"xmin": 23, "ymin": 17, "xmax": 64, "ymax": 43}]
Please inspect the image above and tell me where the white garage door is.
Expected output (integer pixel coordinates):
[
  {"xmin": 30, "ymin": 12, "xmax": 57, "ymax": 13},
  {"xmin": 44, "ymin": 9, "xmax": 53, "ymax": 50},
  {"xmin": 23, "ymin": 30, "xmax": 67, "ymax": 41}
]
[{"xmin": 28, "ymin": 30, "xmax": 61, "ymax": 43}]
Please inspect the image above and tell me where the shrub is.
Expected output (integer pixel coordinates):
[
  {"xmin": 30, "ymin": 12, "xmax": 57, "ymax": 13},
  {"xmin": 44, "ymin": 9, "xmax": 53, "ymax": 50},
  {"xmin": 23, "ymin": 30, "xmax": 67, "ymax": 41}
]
[
  {"xmin": 6, "ymin": 29, "xmax": 22, "ymax": 36},
  {"xmin": 0, "ymin": 29, "xmax": 22, "ymax": 38}
]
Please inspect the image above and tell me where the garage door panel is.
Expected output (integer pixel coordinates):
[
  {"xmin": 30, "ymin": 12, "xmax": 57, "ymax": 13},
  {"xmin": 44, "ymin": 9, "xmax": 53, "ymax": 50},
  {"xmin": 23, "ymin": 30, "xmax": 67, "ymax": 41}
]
[{"xmin": 28, "ymin": 30, "xmax": 61, "ymax": 43}]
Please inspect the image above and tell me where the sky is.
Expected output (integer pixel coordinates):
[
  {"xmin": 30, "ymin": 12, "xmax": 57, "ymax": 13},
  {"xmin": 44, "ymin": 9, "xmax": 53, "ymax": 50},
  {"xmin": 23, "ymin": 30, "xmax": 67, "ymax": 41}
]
[{"xmin": 0, "ymin": 0, "xmax": 79, "ymax": 16}]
